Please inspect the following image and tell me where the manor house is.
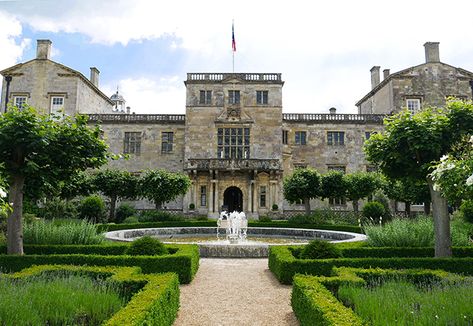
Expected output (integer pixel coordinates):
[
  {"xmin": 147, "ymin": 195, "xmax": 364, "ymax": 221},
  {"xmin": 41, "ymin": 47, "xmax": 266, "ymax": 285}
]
[{"xmin": 2, "ymin": 40, "xmax": 472, "ymax": 218}]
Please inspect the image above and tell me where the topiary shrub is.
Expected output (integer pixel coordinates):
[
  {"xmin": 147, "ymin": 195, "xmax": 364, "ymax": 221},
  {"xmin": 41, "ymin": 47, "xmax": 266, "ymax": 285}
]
[
  {"xmin": 300, "ymin": 239, "xmax": 342, "ymax": 259},
  {"xmin": 259, "ymin": 216, "xmax": 272, "ymax": 222},
  {"xmin": 125, "ymin": 235, "xmax": 168, "ymax": 256},
  {"xmin": 460, "ymin": 200, "xmax": 473, "ymax": 224},
  {"xmin": 362, "ymin": 201, "xmax": 385, "ymax": 222},
  {"xmin": 188, "ymin": 203, "xmax": 195, "ymax": 210},
  {"xmin": 272, "ymin": 203, "xmax": 279, "ymax": 211},
  {"xmin": 78, "ymin": 195, "xmax": 106, "ymax": 223},
  {"xmin": 115, "ymin": 204, "xmax": 136, "ymax": 224}
]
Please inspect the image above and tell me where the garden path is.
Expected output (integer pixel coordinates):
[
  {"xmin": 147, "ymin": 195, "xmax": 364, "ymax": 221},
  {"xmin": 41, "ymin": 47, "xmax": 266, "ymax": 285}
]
[{"xmin": 174, "ymin": 258, "xmax": 299, "ymax": 326}]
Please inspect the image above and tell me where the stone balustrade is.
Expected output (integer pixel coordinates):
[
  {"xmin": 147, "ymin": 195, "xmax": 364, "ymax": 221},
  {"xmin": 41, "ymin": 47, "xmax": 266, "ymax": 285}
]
[
  {"xmin": 186, "ymin": 73, "xmax": 282, "ymax": 83},
  {"xmin": 185, "ymin": 158, "xmax": 281, "ymax": 171},
  {"xmin": 87, "ymin": 114, "xmax": 186, "ymax": 124},
  {"xmin": 283, "ymin": 113, "xmax": 385, "ymax": 124}
]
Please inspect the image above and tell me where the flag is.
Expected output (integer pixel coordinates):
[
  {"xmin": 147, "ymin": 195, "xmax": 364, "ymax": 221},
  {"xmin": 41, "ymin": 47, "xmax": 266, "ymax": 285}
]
[{"xmin": 232, "ymin": 22, "xmax": 236, "ymax": 52}]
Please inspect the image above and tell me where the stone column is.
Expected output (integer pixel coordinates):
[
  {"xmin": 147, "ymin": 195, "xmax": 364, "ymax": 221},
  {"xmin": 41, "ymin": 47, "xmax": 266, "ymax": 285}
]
[
  {"xmin": 270, "ymin": 180, "xmax": 278, "ymax": 209},
  {"xmin": 247, "ymin": 181, "xmax": 252, "ymax": 212}
]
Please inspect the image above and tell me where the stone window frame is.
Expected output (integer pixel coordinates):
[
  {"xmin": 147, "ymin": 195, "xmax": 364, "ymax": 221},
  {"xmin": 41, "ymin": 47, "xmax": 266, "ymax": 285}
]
[
  {"xmin": 217, "ymin": 127, "xmax": 250, "ymax": 159},
  {"xmin": 50, "ymin": 95, "xmax": 65, "ymax": 115},
  {"xmin": 199, "ymin": 90, "xmax": 212, "ymax": 105},
  {"xmin": 327, "ymin": 131, "xmax": 345, "ymax": 146},
  {"xmin": 12, "ymin": 94, "xmax": 28, "ymax": 109},
  {"xmin": 256, "ymin": 90, "xmax": 268, "ymax": 105},
  {"xmin": 295, "ymin": 131, "xmax": 307, "ymax": 145},
  {"xmin": 228, "ymin": 90, "xmax": 240, "ymax": 104},
  {"xmin": 161, "ymin": 131, "xmax": 174, "ymax": 154},
  {"xmin": 123, "ymin": 131, "xmax": 142, "ymax": 155},
  {"xmin": 259, "ymin": 185, "xmax": 267, "ymax": 208},
  {"xmin": 282, "ymin": 130, "xmax": 289, "ymax": 145},
  {"xmin": 200, "ymin": 185, "xmax": 207, "ymax": 207},
  {"xmin": 405, "ymin": 98, "xmax": 421, "ymax": 114}
]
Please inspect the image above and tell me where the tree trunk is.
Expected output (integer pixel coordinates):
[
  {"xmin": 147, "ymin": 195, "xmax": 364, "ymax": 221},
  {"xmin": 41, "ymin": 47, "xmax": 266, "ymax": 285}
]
[
  {"xmin": 155, "ymin": 201, "xmax": 162, "ymax": 210},
  {"xmin": 304, "ymin": 198, "xmax": 310, "ymax": 216},
  {"xmin": 424, "ymin": 201, "xmax": 431, "ymax": 215},
  {"xmin": 427, "ymin": 178, "xmax": 452, "ymax": 257},
  {"xmin": 109, "ymin": 195, "xmax": 117, "ymax": 222},
  {"xmin": 352, "ymin": 200, "xmax": 359, "ymax": 213},
  {"xmin": 405, "ymin": 201, "xmax": 411, "ymax": 218},
  {"xmin": 7, "ymin": 174, "xmax": 25, "ymax": 255}
]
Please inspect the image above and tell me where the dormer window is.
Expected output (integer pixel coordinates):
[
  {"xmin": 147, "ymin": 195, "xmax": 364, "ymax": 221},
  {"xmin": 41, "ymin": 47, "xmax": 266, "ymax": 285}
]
[{"xmin": 228, "ymin": 90, "xmax": 240, "ymax": 104}]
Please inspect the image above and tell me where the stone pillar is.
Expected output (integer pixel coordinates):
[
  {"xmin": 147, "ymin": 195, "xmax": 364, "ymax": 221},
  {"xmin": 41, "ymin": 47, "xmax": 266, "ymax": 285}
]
[{"xmin": 270, "ymin": 180, "xmax": 278, "ymax": 209}]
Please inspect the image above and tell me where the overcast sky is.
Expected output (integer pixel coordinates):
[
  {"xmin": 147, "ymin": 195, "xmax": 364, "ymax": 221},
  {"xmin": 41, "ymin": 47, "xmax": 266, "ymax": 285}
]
[{"xmin": 1, "ymin": 0, "xmax": 473, "ymax": 114}]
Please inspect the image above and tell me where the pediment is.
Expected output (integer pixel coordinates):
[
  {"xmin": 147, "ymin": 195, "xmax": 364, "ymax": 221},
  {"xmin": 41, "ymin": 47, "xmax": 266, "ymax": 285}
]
[
  {"xmin": 215, "ymin": 106, "xmax": 254, "ymax": 123},
  {"xmin": 222, "ymin": 77, "xmax": 244, "ymax": 84}
]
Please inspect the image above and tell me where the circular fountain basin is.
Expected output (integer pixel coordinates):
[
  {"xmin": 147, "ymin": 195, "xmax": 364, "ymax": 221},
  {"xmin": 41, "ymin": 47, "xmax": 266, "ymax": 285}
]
[{"xmin": 105, "ymin": 227, "xmax": 366, "ymax": 258}]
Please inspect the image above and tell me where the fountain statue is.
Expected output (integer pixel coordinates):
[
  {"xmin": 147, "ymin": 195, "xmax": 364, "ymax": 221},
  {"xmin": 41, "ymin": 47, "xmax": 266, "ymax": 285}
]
[{"xmin": 217, "ymin": 211, "xmax": 248, "ymax": 243}]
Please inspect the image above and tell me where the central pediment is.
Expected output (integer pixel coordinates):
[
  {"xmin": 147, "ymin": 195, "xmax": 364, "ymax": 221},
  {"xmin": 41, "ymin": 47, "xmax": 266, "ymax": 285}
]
[{"xmin": 215, "ymin": 105, "xmax": 254, "ymax": 123}]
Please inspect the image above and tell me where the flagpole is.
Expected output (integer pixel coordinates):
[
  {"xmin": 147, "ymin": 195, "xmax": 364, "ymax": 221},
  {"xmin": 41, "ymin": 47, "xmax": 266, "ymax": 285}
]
[{"xmin": 232, "ymin": 19, "xmax": 235, "ymax": 74}]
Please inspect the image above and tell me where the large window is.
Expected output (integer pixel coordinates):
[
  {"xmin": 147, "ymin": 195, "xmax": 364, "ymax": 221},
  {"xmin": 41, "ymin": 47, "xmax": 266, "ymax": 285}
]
[
  {"xmin": 199, "ymin": 90, "xmax": 212, "ymax": 105},
  {"xmin": 217, "ymin": 127, "xmax": 250, "ymax": 159},
  {"xmin": 260, "ymin": 186, "xmax": 267, "ymax": 208},
  {"xmin": 256, "ymin": 90, "xmax": 268, "ymax": 105},
  {"xmin": 200, "ymin": 185, "xmax": 207, "ymax": 207},
  {"xmin": 327, "ymin": 131, "xmax": 345, "ymax": 146},
  {"xmin": 406, "ymin": 98, "xmax": 421, "ymax": 114},
  {"xmin": 228, "ymin": 90, "xmax": 240, "ymax": 104},
  {"xmin": 161, "ymin": 132, "xmax": 174, "ymax": 153},
  {"xmin": 295, "ymin": 131, "xmax": 306, "ymax": 145},
  {"xmin": 13, "ymin": 96, "xmax": 27, "ymax": 108},
  {"xmin": 124, "ymin": 132, "xmax": 142, "ymax": 155},
  {"xmin": 50, "ymin": 96, "xmax": 64, "ymax": 114}
]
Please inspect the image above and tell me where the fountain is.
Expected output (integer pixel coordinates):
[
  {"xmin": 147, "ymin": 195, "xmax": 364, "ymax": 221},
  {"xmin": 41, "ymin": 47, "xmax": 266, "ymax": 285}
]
[{"xmin": 217, "ymin": 210, "xmax": 247, "ymax": 243}]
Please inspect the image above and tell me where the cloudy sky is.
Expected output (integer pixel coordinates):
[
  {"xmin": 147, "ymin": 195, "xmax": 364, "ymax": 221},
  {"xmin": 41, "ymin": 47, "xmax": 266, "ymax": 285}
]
[{"xmin": 1, "ymin": 0, "xmax": 473, "ymax": 114}]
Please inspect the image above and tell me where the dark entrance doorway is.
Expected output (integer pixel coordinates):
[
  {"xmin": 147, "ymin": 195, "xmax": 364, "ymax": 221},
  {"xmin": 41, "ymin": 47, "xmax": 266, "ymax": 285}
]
[{"xmin": 223, "ymin": 186, "xmax": 243, "ymax": 212}]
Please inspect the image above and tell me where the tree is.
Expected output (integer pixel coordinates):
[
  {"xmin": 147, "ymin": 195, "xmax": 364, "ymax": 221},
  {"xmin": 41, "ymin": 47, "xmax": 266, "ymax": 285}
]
[
  {"xmin": 139, "ymin": 169, "xmax": 190, "ymax": 209},
  {"xmin": 365, "ymin": 100, "xmax": 473, "ymax": 257},
  {"xmin": 382, "ymin": 177, "xmax": 430, "ymax": 216},
  {"xmin": 0, "ymin": 107, "xmax": 108, "ymax": 254},
  {"xmin": 320, "ymin": 170, "xmax": 346, "ymax": 203},
  {"xmin": 58, "ymin": 171, "xmax": 95, "ymax": 200},
  {"xmin": 92, "ymin": 169, "xmax": 138, "ymax": 221},
  {"xmin": 343, "ymin": 172, "xmax": 381, "ymax": 213},
  {"xmin": 283, "ymin": 168, "xmax": 321, "ymax": 215}
]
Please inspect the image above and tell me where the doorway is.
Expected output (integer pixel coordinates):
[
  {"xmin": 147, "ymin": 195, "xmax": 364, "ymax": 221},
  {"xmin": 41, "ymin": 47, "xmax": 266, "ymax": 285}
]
[{"xmin": 223, "ymin": 186, "xmax": 243, "ymax": 212}]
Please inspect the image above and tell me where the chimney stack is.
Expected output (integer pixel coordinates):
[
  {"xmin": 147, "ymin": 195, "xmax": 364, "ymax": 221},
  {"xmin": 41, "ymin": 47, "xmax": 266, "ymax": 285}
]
[
  {"xmin": 370, "ymin": 66, "xmax": 381, "ymax": 89},
  {"xmin": 383, "ymin": 69, "xmax": 390, "ymax": 79},
  {"xmin": 126, "ymin": 106, "xmax": 131, "ymax": 114},
  {"xmin": 90, "ymin": 67, "xmax": 100, "ymax": 87},
  {"xmin": 329, "ymin": 107, "xmax": 337, "ymax": 114},
  {"xmin": 424, "ymin": 42, "xmax": 440, "ymax": 63},
  {"xmin": 36, "ymin": 39, "xmax": 52, "ymax": 60}
]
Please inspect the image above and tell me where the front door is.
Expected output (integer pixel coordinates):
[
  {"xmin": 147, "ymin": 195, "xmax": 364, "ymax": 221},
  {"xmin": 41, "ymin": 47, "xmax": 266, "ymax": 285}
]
[{"xmin": 223, "ymin": 186, "xmax": 243, "ymax": 212}]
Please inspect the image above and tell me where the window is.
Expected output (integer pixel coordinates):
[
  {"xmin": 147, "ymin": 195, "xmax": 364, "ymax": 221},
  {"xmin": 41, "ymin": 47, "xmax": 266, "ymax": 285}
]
[
  {"xmin": 199, "ymin": 90, "xmax": 212, "ymax": 105},
  {"xmin": 50, "ymin": 96, "xmax": 64, "ymax": 114},
  {"xmin": 295, "ymin": 131, "xmax": 307, "ymax": 145},
  {"xmin": 124, "ymin": 132, "xmax": 141, "ymax": 155},
  {"xmin": 228, "ymin": 90, "xmax": 240, "ymax": 104},
  {"xmin": 260, "ymin": 186, "xmax": 267, "ymax": 207},
  {"xmin": 217, "ymin": 127, "xmax": 250, "ymax": 159},
  {"xmin": 406, "ymin": 98, "xmax": 421, "ymax": 114},
  {"xmin": 282, "ymin": 130, "xmax": 288, "ymax": 145},
  {"xmin": 327, "ymin": 131, "xmax": 345, "ymax": 146},
  {"xmin": 13, "ymin": 96, "xmax": 27, "ymax": 108},
  {"xmin": 200, "ymin": 185, "xmax": 207, "ymax": 207},
  {"xmin": 161, "ymin": 132, "xmax": 174, "ymax": 153},
  {"xmin": 256, "ymin": 90, "xmax": 268, "ymax": 105},
  {"xmin": 327, "ymin": 165, "xmax": 346, "ymax": 173}
]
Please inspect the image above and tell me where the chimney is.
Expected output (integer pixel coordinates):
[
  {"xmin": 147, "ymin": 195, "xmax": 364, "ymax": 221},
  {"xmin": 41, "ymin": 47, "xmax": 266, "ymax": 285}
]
[
  {"xmin": 329, "ymin": 107, "xmax": 336, "ymax": 114},
  {"xmin": 90, "ymin": 67, "xmax": 100, "ymax": 87},
  {"xmin": 424, "ymin": 42, "xmax": 440, "ymax": 63},
  {"xmin": 383, "ymin": 69, "xmax": 390, "ymax": 79},
  {"xmin": 370, "ymin": 66, "xmax": 380, "ymax": 89},
  {"xmin": 126, "ymin": 106, "xmax": 131, "ymax": 114},
  {"xmin": 36, "ymin": 39, "xmax": 52, "ymax": 60}
]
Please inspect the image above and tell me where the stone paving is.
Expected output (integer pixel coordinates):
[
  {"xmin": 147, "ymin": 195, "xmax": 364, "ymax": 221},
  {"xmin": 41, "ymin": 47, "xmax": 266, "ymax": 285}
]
[{"xmin": 174, "ymin": 258, "xmax": 299, "ymax": 326}]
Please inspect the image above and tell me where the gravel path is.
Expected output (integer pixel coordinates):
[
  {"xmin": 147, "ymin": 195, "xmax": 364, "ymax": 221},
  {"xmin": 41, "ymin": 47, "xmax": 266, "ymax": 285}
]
[{"xmin": 174, "ymin": 258, "xmax": 299, "ymax": 326}]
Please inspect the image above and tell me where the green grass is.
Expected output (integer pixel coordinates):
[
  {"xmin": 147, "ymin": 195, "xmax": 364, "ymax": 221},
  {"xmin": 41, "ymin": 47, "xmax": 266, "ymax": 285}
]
[
  {"xmin": 23, "ymin": 219, "xmax": 105, "ymax": 245},
  {"xmin": 338, "ymin": 279, "xmax": 473, "ymax": 325},
  {"xmin": 364, "ymin": 216, "xmax": 473, "ymax": 247},
  {"xmin": 0, "ymin": 274, "xmax": 124, "ymax": 325}
]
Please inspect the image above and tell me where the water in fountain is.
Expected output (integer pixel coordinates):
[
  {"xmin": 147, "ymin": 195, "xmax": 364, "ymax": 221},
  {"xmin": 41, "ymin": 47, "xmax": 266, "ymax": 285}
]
[{"xmin": 217, "ymin": 211, "xmax": 248, "ymax": 244}]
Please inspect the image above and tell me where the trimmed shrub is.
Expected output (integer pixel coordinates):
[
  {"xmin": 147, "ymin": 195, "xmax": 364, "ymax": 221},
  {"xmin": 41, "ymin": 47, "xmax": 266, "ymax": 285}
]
[
  {"xmin": 301, "ymin": 240, "xmax": 342, "ymax": 260},
  {"xmin": 188, "ymin": 203, "xmax": 195, "ymax": 210},
  {"xmin": 362, "ymin": 201, "xmax": 385, "ymax": 221},
  {"xmin": 122, "ymin": 216, "xmax": 139, "ymax": 224},
  {"xmin": 259, "ymin": 216, "xmax": 272, "ymax": 223},
  {"xmin": 272, "ymin": 204, "xmax": 279, "ymax": 211},
  {"xmin": 126, "ymin": 236, "xmax": 168, "ymax": 256},
  {"xmin": 288, "ymin": 214, "xmax": 322, "ymax": 225},
  {"xmin": 138, "ymin": 210, "xmax": 184, "ymax": 223},
  {"xmin": 115, "ymin": 204, "xmax": 136, "ymax": 224},
  {"xmin": 78, "ymin": 195, "xmax": 106, "ymax": 223},
  {"xmin": 460, "ymin": 200, "xmax": 473, "ymax": 223}
]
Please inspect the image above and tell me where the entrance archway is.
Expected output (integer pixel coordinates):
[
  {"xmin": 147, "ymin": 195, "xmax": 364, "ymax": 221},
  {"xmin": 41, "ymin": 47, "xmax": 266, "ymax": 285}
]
[{"xmin": 223, "ymin": 186, "xmax": 243, "ymax": 212}]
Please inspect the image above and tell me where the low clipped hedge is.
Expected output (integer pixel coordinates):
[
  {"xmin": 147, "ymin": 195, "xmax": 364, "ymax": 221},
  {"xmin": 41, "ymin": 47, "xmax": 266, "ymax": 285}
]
[
  {"xmin": 292, "ymin": 267, "xmax": 467, "ymax": 326},
  {"xmin": 7, "ymin": 265, "xmax": 179, "ymax": 326},
  {"xmin": 270, "ymin": 245, "xmax": 473, "ymax": 284},
  {"xmin": 99, "ymin": 220, "xmax": 362, "ymax": 233},
  {"xmin": 0, "ymin": 244, "xmax": 199, "ymax": 284}
]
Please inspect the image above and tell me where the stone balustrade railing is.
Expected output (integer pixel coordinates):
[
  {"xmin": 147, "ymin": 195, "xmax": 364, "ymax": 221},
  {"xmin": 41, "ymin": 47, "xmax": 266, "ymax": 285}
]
[
  {"xmin": 186, "ymin": 73, "xmax": 282, "ymax": 83},
  {"xmin": 87, "ymin": 114, "xmax": 186, "ymax": 123},
  {"xmin": 185, "ymin": 158, "xmax": 281, "ymax": 171},
  {"xmin": 283, "ymin": 113, "xmax": 385, "ymax": 124}
]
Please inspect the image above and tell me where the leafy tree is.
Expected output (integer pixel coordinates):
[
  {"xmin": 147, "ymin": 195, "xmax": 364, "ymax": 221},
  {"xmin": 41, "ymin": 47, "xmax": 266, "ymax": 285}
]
[
  {"xmin": 320, "ymin": 170, "xmax": 346, "ymax": 202},
  {"xmin": 139, "ymin": 169, "xmax": 190, "ymax": 209},
  {"xmin": 365, "ymin": 100, "xmax": 473, "ymax": 257},
  {"xmin": 382, "ymin": 177, "xmax": 431, "ymax": 216},
  {"xmin": 0, "ymin": 107, "xmax": 108, "ymax": 254},
  {"xmin": 58, "ymin": 171, "xmax": 95, "ymax": 200},
  {"xmin": 283, "ymin": 168, "xmax": 321, "ymax": 215},
  {"xmin": 343, "ymin": 172, "xmax": 381, "ymax": 213},
  {"xmin": 92, "ymin": 169, "xmax": 138, "ymax": 221}
]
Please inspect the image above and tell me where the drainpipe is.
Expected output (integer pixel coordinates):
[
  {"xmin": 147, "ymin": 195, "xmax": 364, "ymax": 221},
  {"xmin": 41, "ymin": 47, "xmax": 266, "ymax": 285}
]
[
  {"xmin": 4, "ymin": 75, "xmax": 12, "ymax": 112},
  {"xmin": 469, "ymin": 80, "xmax": 473, "ymax": 99}
]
